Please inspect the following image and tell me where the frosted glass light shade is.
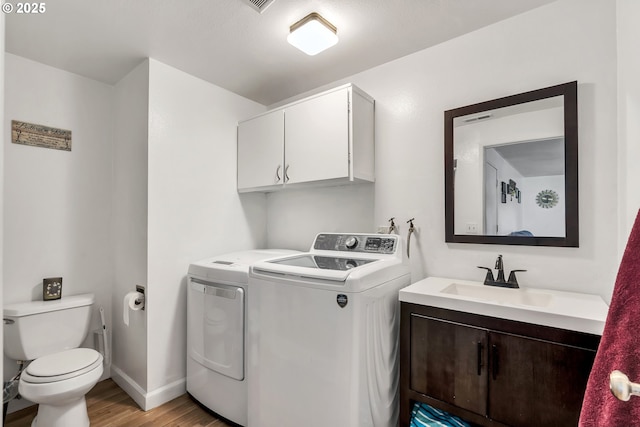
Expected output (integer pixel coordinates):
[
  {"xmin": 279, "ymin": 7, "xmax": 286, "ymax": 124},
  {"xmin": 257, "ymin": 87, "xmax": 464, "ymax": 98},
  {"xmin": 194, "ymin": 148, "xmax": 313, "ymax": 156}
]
[{"xmin": 287, "ymin": 13, "xmax": 338, "ymax": 56}]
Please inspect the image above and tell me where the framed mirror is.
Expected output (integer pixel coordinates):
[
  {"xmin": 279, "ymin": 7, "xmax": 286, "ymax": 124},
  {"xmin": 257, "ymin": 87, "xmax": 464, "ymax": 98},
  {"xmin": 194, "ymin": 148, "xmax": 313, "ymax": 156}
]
[{"xmin": 445, "ymin": 81, "xmax": 578, "ymax": 247}]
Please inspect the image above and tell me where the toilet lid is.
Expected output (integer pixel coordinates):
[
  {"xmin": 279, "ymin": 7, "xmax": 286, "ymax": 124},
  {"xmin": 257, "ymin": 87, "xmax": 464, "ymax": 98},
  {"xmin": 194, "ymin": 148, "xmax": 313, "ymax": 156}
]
[{"xmin": 23, "ymin": 348, "xmax": 103, "ymax": 383}]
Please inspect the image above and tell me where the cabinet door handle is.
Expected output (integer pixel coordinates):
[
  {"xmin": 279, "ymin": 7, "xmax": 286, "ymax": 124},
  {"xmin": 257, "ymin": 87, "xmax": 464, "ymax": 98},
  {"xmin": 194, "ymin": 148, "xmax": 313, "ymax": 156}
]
[
  {"xmin": 275, "ymin": 165, "xmax": 282, "ymax": 182},
  {"xmin": 491, "ymin": 344, "xmax": 499, "ymax": 380},
  {"xmin": 477, "ymin": 342, "xmax": 483, "ymax": 376},
  {"xmin": 284, "ymin": 164, "xmax": 290, "ymax": 183}
]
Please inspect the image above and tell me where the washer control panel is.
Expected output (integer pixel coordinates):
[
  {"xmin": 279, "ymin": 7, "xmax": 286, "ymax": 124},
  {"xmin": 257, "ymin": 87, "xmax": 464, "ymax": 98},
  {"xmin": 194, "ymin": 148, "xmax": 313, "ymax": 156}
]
[{"xmin": 313, "ymin": 234, "xmax": 397, "ymax": 254}]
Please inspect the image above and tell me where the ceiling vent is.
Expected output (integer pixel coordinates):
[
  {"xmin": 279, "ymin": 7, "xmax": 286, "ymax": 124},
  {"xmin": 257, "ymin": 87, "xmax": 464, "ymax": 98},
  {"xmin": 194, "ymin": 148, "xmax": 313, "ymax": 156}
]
[{"xmin": 241, "ymin": 0, "xmax": 275, "ymax": 13}]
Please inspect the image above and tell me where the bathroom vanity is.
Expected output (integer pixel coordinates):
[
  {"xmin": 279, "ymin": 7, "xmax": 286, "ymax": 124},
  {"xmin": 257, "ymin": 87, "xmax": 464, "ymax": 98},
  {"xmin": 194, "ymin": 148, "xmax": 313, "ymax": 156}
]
[{"xmin": 399, "ymin": 277, "xmax": 609, "ymax": 427}]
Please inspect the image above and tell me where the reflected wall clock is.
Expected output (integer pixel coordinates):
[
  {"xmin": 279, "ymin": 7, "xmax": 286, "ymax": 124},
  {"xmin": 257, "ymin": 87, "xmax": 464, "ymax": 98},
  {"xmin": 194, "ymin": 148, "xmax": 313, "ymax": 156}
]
[{"xmin": 536, "ymin": 189, "xmax": 559, "ymax": 209}]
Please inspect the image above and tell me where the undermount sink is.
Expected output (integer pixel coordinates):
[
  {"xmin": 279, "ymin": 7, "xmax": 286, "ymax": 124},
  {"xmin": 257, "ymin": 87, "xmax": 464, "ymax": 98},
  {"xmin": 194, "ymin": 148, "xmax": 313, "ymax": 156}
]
[{"xmin": 440, "ymin": 282, "xmax": 553, "ymax": 308}]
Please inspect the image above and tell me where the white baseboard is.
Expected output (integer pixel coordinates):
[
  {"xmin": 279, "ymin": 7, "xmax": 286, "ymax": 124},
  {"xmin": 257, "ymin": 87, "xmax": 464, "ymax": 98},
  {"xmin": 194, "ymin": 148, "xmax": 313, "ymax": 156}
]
[
  {"xmin": 110, "ymin": 364, "xmax": 147, "ymax": 410},
  {"xmin": 110, "ymin": 364, "xmax": 186, "ymax": 411},
  {"xmin": 145, "ymin": 377, "xmax": 187, "ymax": 410}
]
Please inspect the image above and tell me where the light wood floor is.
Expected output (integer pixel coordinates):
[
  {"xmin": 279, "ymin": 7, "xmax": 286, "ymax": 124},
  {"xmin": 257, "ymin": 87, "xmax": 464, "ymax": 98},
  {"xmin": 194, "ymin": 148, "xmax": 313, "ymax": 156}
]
[{"xmin": 5, "ymin": 379, "xmax": 234, "ymax": 427}]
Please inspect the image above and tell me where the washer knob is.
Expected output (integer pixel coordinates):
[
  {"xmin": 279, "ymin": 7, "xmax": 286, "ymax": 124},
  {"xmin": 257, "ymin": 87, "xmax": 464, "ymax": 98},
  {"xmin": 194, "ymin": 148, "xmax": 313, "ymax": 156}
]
[{"xmin": 345, "ymin": 236, "xmax": 358, "ymax": 249}]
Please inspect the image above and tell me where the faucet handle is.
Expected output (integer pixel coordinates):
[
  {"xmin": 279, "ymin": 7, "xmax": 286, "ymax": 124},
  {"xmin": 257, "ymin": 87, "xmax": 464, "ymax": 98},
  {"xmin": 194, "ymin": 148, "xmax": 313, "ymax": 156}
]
[
  {"xmin": 507, "ymin": 269, "xmax": 527, "ymax": 287},
  {"xmin": 477, "ymin": 266, "xmax": 495, "ymax": 286}
]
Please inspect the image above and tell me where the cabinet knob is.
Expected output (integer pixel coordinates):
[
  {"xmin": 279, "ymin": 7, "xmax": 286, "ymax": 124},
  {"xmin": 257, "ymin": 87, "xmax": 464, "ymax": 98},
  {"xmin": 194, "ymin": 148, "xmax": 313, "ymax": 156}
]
[{"xmin": 610, "ymin": 370, "xmax": 640, "ymax": 401}]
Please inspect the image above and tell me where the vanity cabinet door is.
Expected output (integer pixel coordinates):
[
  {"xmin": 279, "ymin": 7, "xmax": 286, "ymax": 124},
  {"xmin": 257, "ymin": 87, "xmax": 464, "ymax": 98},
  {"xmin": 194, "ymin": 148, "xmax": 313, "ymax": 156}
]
[
  {"xmin": 409, "ymin": 314, "xmax": 488, "ymax": 415},
  {"xmin": 400, "ymin": 303, "xmax": 601, "ymax": 427},
  {"xmin": 488, "ymin": 331, "xmax": 596, "ymax": 427}
]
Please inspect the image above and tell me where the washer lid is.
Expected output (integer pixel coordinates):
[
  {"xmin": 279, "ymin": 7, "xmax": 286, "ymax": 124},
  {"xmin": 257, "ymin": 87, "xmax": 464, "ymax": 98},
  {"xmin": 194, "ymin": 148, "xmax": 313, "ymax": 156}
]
[
  {"xmin": 26, "ymin": 348, "xmax": 101, "ymax": 378},
  {"xmin": 252, "ymin": 254, "xmax": 381, "ymax": 283},
  {"xmin": 268, "ymin": 254, "xmax": 377, "ymax": 271},
  {"xmin": 188, "ymin": 249, "xmax": 299, "ymax": 283}
]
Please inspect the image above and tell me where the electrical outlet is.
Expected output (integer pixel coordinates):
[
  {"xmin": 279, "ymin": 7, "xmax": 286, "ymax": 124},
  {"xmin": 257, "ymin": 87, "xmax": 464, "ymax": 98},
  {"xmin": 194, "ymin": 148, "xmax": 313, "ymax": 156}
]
[
  {"xmin": 377, "ymin": 226, "xmax": 390, "ymax": 234},
  {"xmin": 465, "ymin": 223, "xmax": 479, "ymax": 234}
]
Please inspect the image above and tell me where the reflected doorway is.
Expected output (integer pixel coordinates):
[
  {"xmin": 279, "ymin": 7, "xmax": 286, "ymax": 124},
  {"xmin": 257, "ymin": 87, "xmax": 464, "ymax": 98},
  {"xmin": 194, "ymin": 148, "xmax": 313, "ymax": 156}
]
[{"xmin": 484, "ymin": 162, "xmax": 498, "ymax": 235}]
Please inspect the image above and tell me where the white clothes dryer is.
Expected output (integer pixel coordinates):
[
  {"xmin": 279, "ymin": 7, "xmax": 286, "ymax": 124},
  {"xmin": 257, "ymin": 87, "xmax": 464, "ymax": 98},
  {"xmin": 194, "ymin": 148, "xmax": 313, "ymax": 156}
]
[
  {"xmin": 187, "ymin": 249, "xmax": 298, "ymax": 426},
  {"xmin": 248, "ymin": 233, "xmax": 411, "ymax": 427}
]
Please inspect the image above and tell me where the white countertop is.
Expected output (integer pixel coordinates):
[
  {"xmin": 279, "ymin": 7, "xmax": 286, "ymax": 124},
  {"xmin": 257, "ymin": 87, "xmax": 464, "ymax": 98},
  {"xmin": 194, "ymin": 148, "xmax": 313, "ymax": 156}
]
[{"xmin": 399, "ymin": 277, "xmax": 609, "ymax": 335}]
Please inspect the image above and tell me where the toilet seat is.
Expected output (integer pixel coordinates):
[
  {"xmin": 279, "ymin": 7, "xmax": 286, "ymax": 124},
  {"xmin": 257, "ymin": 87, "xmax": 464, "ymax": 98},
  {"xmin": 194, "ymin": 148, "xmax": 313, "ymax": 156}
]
[{"xmin": 22, "ymin": 348, "xmax": 103, "ymax": 384}]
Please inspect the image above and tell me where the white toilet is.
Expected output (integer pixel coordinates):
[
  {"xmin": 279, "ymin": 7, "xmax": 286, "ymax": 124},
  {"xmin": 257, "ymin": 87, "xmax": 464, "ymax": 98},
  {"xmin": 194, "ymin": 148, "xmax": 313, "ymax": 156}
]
[{"xmin": 3, "ymin": 293, "xmax": 104, "ymax": 427}]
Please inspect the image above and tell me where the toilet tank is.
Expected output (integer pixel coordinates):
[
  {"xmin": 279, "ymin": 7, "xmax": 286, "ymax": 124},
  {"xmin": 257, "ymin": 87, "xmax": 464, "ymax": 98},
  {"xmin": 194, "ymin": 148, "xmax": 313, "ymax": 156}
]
[{"xmin": 3, "ymin": 294, "xmax": 95, "ymax": 360}]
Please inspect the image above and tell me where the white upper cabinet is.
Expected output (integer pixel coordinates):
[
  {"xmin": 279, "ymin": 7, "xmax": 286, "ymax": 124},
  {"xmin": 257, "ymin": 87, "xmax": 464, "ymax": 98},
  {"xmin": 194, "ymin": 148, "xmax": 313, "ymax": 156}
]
[
  {"xmin": 284, "ymin": 88, "xmax": 349, "ymax": 185},
  {"xmin": 237, "ymin": 109, "xmax": 284, "ymax": 191},
  {"xmin": 237, "ymin": 84, "xmax": 374, "ymax": 192}
]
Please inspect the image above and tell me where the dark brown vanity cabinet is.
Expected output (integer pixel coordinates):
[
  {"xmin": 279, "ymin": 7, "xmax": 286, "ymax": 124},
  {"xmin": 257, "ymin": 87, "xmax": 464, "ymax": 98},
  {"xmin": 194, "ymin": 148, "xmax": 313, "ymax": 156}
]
[{"xmin": 400, "ymin": 303, "xmax": 600, "ymax": 427}]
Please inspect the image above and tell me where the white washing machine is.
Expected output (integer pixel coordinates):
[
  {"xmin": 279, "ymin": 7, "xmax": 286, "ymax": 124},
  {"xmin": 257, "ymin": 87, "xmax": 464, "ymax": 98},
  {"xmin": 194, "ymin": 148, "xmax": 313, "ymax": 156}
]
[
  {"xmin": 187, "ymin": 249, "xmax": 298, "ymax": 426},
  {"xmin": 248, "ymin": 233, "xmax": 411, "ymax": 427}
]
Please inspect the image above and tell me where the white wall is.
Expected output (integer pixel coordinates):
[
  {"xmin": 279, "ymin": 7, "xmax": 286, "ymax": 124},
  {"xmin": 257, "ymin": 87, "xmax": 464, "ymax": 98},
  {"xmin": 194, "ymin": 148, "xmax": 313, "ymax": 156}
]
[
  {"xmin": 617, "ymin": 0, "xmax": 640, "ymax": 247},
  {"xmin": 520, "ymin": 175, "xmax": 565, "ymax": 236},
  {"xmin": 111, "ymin": 60, "xmax": 150, "ymax": 401},
  {"xmin": 266, "ymin": 184, "xmax": 374, "ymax": 250},
  {"xmin": 266, "ymin": 0, "xmax": 620, "ymax": 300},
  {"xmin": 452, "ymin": 129, "xmax": 484, "ymax": 234},
  {"xmin": 3, "ymin": 54, "xmax": 114, "ymax": 409},
  {"xmin": 145, "ymin": 59, "xmax": 266, "ymax": 406},
  {"xmin": 111, "ymin": 59, "xmax": 267, "ymax": 410}
]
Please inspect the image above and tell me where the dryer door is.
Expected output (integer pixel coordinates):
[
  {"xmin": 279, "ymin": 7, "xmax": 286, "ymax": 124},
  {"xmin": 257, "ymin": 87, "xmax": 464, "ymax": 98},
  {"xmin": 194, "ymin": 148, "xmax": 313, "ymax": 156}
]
[{"xmin": 188, "ymin": 277, "xmax": 245, "ymax": 380}]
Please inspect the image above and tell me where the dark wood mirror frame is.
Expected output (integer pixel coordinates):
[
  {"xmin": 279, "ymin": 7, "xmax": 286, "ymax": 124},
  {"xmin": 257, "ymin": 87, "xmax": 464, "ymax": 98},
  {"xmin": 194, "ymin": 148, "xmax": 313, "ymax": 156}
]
[{"xmin": 445, "ymin": 81, "xmax": 578, "ymax": 247}]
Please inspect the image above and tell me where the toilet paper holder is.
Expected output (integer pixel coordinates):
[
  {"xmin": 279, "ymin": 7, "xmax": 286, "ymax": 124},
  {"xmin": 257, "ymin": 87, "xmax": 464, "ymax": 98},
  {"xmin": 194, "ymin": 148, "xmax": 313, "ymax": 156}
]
[
  {"xmin": 122, "ymin": 286, "xmax": 145, "ymax": 327},
  {"xmin": 135, "ymin": 285, "xmax": 145, "ymax": 310}
]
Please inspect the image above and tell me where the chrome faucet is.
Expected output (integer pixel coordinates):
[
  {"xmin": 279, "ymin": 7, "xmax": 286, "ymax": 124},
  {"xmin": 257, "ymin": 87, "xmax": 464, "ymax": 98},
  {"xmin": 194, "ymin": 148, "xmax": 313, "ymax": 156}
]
[{"xmin": 477, "ymin": 255, "xmax": 526, "ymax": 288}]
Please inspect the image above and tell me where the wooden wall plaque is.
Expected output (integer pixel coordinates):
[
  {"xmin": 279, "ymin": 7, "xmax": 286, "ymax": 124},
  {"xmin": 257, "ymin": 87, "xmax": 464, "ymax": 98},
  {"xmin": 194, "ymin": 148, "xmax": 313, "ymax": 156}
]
[{"xmin": 12, "ymin": 120, "xmax": 72, "ymax": 151}]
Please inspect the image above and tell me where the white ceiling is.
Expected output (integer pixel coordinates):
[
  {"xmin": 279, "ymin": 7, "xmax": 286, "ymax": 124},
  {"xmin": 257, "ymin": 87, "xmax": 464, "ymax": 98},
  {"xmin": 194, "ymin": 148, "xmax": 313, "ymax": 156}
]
[
  {"xmin": 494, "ymin": 138, "xmax": 565, "ymax": 177},
  {"xmin": 5, "ymin": 0, "xmax": 556, "ymax": 106}
]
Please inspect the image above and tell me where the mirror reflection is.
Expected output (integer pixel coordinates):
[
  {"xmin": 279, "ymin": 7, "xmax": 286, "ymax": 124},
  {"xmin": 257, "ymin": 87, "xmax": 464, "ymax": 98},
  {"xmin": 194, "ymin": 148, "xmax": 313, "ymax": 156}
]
[
  {"xmin": 453, "ymin": 96, "xmax": 565, "ymax": 237},
  {"xmin": 444, "ymin": 81, "xmax": 578, "ymax": 247}
]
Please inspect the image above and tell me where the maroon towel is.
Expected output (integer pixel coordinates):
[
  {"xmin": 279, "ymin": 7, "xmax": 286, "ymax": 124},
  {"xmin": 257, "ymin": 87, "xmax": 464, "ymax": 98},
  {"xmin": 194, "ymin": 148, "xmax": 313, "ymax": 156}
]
[{"xmin": 580, "ymin": 210, "xmax": 640, "ymax": 426}]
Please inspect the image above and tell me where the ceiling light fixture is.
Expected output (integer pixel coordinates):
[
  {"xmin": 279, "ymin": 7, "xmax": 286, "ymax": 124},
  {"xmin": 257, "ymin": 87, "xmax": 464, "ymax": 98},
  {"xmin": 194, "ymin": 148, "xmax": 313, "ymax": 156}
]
[{"xmin": 287, "ymin": 12, "xmax": 338, "ymax": 56}]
